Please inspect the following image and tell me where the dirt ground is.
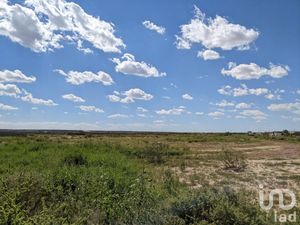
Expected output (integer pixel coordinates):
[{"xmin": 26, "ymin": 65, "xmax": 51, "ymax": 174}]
[{"xmin": 171, "ymin": 141, "xmax": 300, "ymax": 196}]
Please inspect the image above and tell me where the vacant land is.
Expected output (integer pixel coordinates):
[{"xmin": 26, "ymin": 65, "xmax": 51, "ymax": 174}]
[{"xmin": 0, "ymin": 132, "xmax": 299, "ymax": 224}]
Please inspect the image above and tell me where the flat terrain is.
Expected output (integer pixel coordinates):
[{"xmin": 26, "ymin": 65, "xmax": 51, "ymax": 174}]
[{"xmin": 0, "ymin": 132, "xmax": 299, "ymax": 224}]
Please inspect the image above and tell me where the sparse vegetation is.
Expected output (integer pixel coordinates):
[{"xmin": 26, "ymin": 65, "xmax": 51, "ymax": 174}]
[{"xmin": 0, "ymin": 133, "xmax": 299, "ymax": 224}]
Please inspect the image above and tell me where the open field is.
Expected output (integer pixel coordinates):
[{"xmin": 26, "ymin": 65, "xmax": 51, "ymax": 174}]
[{"xmin": 0, "ymin": 132, "xmax": 299, "ymax": 224}]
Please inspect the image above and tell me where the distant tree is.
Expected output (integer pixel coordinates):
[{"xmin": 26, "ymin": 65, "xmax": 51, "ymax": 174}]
[{"xmin": 282, "ymin": 129, "xmax": 289, "ymax": 136}]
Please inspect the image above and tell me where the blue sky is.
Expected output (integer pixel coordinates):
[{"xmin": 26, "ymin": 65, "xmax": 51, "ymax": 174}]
[{"xmin": 0, "ymin": 0, "xmax": 299, "ymax": 132}]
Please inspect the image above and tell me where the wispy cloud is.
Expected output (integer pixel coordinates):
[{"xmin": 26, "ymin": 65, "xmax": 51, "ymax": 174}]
[
  {"xmin": 143, "ymin": 20, "xmax": 165, "ymax": 34},
  {"xmin": 156, "ymin": 106, "xmax": 186, "ymax": 115},
  {"xmin": 107, "ymin": 114, "xmax": 129, "ymax": 119},
  {"xmin": 78, "ymin": 105, "xmax": 104, "ymax": 113}
]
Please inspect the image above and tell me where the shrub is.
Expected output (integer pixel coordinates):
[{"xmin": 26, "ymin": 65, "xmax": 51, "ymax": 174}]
[
  {"xmin": 29, "ymin": 145, "xmax": 43, "ymax": 152},
  {"xmin": 163, "ymin": 169, "xmax": 178, "ymax": 195},
  {"xmin": 52, "ymin": 173, "xmax": 79, "ymax": 194},
  {"xmin": 142, "ymin": 142, "xmax": 169, "ymax": 164},
  {"xmin": 220, "ymin": 148, "xmax": 247, "ymax": 172},
  {"xmin": 63, "ymin": 153, "xmax": 87, "ymax": 166},
  {"xmin": 180, "ymin": 161, "xmax": 186, "ymax": 172},
  {"xmin": 170, "ymin": 187, "xmax": 268, "ymax": 225},
  {"xmin": 0, "ymin": 174, "xmax": 52, "ymax": 224}
]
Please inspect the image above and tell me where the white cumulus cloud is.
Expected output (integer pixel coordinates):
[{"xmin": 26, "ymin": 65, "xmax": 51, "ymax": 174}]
[
  {"xmin": 235, "ymin": 102, "xmax": 252, "ymax": 109},
  {"xmin": 197, "ymin": 49, "xmax": 220, "ymax": 60},
  {"xmin": 21, "ymin": 90, "xmax": 58, "ymax": 106},
  {"xmin": 55, "ymin": 69, "xmax": 113, "ymax": 86},
  {"xmin": 136, "ymin": 107, "xmax": 148, "ymax": 113},
  {"xmin": 0, "ymin": 102, "xmax": 18, "ymax": 110},
  {"xmin": 76, "ymin": 39, "xmax": 93, "ymax": 54},
  {"xmin": 0, "ymin": 83, "xmax": 57, "ymax": 106},
  {"xmin": 176, "ymin": 6, "xmax": 259, "ymax": 51},
  {"xmin": 156, "ymin": 106, "xmax": 186, "ymax": 115},
  {"xmin": 0, "ymin": 69, "xmax": 36, "ymax": 83},
  {"xmin": 121, "ymin": 88, "xmax": 153, "ymax": 103},
  {"xmin": 240, "ymin": 109, "xmax": 267, "ymax": 121},
  {"xmin": 0, "ymin": 0, "xmax": 125, "ymax": 53},
  {"xmin": 268, "ymin": 102, "xmax": 300, "ymax": 114},
  {"xmin": 182, "ymin": 93, "xmax": 193, "ymax": 100},
  {"xmin": 264, "ymin": 93, "xmax": 281, "ymax": 100},
  {"xmin": 78, "ymin": 105, "xmax": 103, "ymax": 113},
  {"xmin": 221, "ymin": 62, "xmax": 289, "ymax": 80},
  {"xmin": 195, "ymin": 112, "xmax": 204, "ymax": 116},
  {"xmin": 112, "ymin": 53, "xmax": 166, "ymax": 78},
  {"xmin": 62, "ymin": 93, "xmax": 85, "ymax": 103},
  {"xmin": 215, "ymin": 100, "xmax": 234, "ymax": 107},
  {"xmin": 107, "ymin": 88, "xmax": 153, "ymax": 104},
  {"xmin": 0, "ymin": 83, "xmax": 22, "ymax": 97},
  {"xmin": 107, "ymin": 94, "xmax": 121, "ymax": 103},
  {"xmin": 208, "ymin": 111, "xmax": 224, "ymax": 117},
  {"xmin": 0, "ymin": 83, "xmax": 58, "ymax": 106},
  {"xmin": 218, "ymin": 84, "xmax": 280, "ymax": 100}
]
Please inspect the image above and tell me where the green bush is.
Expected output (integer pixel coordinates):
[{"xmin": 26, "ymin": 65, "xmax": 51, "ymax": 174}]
[
  {"xmin": 143, "ymin": 142, "xmax": 168, "ymax": 164},
  {"xmin": 63, "ymin": 153, "xmax": 88, "ymax": 166},
  {"xmin": 134, "ymin": 142, "xmax": 183, "ymax": 164},
  {"xmin": 163, "ymin": 168, "xmax": 180, "ymax": 195},
  {"xmin": 170, "ymin": 187, "xmax": 268, "ymax": 225}
]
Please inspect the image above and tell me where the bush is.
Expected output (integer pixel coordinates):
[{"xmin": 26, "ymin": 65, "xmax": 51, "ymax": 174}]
[
  {"xmin": 139, "ymin": 142, "xmax": 169, "ymax": 164},
  {"xmin": 220, "ymin": 148, "xmax": 247, "ymax": 172},
  {"xmin": 29, "ymin": 144, "xmax": 43, "ymax": 152},
  {"xmin": 170, "ymin": 187, "xmax": 268, "ymax": 225},
  {"xmin": 0, "ymin": 174, "xmax": 51, "ymax": 224},
  {"xmin": 163, "ymin": 169, "xmax": 179, "ymax": 195},
  {"xmin": 63, "ymin": 153, "xmax": 87, "ymax": 166}
]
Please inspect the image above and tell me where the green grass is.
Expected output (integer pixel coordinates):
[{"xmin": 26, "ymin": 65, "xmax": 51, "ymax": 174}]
[{"xmin": 0, "ymin": 134, "xmax": 297, "ymax": 224}]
